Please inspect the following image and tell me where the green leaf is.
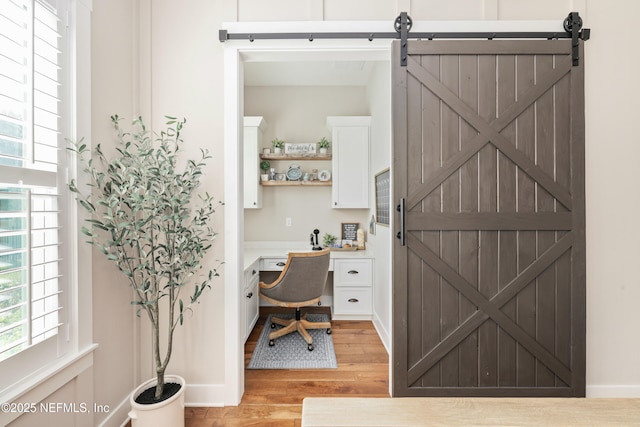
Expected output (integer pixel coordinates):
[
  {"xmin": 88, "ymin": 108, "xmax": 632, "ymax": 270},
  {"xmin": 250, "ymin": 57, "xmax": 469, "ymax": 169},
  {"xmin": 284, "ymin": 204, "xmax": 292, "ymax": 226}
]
[
  {"xmin": 79, "ymin": 199, "xmax": 95, "ymax": 213},
  {"xmin": 80, "ymin": 226, "xmax": 94, "ymax": 237},
  {"xmin": 72, "ymin": 114, "xmax": 222, "ymax": 376}
]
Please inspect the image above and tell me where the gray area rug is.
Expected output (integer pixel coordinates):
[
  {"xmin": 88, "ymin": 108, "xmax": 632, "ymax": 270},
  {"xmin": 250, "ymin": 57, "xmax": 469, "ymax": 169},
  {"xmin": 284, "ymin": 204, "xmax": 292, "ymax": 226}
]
[{"xmin": 248, "ymin": 313, "xmax": 338, "ymax": 369}]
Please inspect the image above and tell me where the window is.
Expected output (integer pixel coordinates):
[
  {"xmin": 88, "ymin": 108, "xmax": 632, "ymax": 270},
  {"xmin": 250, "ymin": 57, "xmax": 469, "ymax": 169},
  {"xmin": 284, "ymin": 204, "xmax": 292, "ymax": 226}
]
[{"xmin": 0, "ymin": 0, "xmax": 68, "ymax": 367}]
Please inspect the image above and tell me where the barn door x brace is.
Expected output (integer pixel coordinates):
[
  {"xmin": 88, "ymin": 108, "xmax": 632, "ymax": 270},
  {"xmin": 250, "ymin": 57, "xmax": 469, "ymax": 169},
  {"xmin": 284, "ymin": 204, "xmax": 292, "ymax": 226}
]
[{"xmin": 219, "ymin": 12, "xmax": 590, "ymax": 66}]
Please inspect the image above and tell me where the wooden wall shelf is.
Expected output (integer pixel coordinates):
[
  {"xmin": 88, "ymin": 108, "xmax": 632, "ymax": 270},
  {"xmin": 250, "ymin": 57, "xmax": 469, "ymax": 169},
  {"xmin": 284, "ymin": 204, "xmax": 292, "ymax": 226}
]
[
  {"xmin": 260, "ymin": 180, "xmax": 332, "ymax": 187},
  {"xmin": 260, "ymin": 154, "xmax": 332, "ymax": 161}
]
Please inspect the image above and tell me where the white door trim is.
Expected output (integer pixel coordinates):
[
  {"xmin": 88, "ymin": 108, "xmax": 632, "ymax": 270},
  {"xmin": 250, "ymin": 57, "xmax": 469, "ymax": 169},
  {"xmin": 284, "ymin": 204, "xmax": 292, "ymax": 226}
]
[{"xmin": 222, "ymin": 22, "xmax": 392, "ymax": 405}]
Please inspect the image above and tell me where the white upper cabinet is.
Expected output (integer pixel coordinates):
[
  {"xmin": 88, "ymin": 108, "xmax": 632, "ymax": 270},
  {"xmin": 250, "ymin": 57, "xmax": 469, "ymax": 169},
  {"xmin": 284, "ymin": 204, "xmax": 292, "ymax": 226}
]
[
  {"xmin": 327, "ymin": 116, "xmax": 371, "ymax": 209},
  {"xmin": 244, "ymin": 116, "xmax": 266, "ymax": 209}
]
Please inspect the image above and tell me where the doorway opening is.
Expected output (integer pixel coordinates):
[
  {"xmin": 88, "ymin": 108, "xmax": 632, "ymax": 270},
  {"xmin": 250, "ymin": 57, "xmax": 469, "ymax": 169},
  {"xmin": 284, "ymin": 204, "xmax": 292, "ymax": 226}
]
[{"xmin": 223, "ymin": 35, "xmax": 394, "ymax": 405}]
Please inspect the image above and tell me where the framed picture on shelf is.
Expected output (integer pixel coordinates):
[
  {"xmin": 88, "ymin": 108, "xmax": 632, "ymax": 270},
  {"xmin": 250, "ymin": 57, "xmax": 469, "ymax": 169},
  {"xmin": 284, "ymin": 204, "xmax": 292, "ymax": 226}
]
[
  {"xmin": 341, "ymin": 222, "xmax": 359, "ymax": 241},
  {"xmin": 284, "ymin": 143, "xmax": 316, "ymax": 155},
  {"xmin": 375, "ymin": 168, "xmax": 390, "ymax": 226},
  {"xmin": 318, "ymin": 170, "xmax": 331, "ymax": 181}
]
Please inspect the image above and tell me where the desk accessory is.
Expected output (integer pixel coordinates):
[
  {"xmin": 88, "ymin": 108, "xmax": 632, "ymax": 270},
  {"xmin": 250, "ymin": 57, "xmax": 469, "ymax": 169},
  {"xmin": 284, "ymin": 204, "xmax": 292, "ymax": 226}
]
[{"xmin": 311, "ymin": 229, "xmax": 322, "ymax": 250}]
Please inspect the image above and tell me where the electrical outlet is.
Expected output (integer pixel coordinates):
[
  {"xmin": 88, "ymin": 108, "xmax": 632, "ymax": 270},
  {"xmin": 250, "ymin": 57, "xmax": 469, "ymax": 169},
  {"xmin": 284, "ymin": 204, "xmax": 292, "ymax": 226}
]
[{"xmin": 285, "ymin": 217, "xmax": 292, "ymax": 227}]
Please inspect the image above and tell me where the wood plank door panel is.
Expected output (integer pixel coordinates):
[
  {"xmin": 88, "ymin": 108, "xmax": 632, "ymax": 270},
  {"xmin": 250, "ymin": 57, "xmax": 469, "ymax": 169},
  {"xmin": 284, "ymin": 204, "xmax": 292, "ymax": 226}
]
[{"xmin": 392, "ymin": 40, "xmax": 585, "ymax": 397}]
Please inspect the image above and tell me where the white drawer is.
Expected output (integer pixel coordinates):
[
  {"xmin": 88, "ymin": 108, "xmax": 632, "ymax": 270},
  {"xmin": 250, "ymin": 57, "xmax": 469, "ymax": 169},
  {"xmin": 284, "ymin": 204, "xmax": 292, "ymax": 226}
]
[
  {"xmin": 244, "ymin": 263, "xmax": 259, "ymax": 285},
  {"xmin": 333, "ymin": 287, "xmax": 372, "ymax": 315},
  {"xmin": 333, "ymin": 259, "xmax": 372, "ymax": 287},
  {"xmin": 260, "ymin": 257, "xmax": 288, "ymax": 271}
]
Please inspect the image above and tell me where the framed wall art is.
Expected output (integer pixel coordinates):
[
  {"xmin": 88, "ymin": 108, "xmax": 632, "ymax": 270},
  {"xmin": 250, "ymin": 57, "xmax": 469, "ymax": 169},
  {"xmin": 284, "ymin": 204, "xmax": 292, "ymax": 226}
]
[
  {"xmin": 375, "ymin": 168, "xmax": 390, "ymax": 226},
  {"xmin": 341, "ymin": 222, "xmax": 359, "ymax": 241}
]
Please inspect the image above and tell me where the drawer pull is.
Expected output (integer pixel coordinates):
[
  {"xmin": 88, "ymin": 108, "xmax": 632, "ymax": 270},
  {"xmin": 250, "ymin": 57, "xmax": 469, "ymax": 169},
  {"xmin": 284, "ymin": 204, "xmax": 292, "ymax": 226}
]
[
  {"xmin": 347, "ymin": 270, "xmax": 359, "ymax": 275},
  {"xmin": 246, "ymin": 292, "xmax": 253, "ymax": 298},
  {"xmin": 348, "ymin": 298, "xmax": 359, "ymax": 303},
  {"xmin": 276, "ymin": 262, "xmax": 286, "ymax": 267},
  {"xmin": 252, "ymin": 270, "xmax": 257, "ymax": 275}
]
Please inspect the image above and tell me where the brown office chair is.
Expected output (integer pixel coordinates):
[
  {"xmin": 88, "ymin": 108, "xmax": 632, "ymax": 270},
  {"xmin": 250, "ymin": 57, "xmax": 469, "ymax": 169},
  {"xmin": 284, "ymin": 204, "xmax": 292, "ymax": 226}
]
[{"xmin": 259, "ymin": 248, "xmax": 331, "ymax": 351}]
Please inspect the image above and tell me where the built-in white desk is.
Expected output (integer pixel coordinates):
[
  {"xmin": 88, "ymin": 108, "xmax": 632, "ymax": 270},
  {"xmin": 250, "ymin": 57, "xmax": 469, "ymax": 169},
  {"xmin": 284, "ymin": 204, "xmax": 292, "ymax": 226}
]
[
  {"xmin": 243, "ymin": 242, "xmax": 374, "ymax": 271},
  {"xmin": 241, "ymin": 241, "xmax": 375, "ymax": 341}
]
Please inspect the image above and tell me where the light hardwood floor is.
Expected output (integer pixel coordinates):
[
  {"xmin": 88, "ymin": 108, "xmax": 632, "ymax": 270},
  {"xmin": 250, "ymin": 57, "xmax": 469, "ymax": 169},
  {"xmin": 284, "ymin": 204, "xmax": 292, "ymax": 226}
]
[
  {"xmin": 302, "ymin": 397, "xmax": 640, "ymax": 426},
  {"xmin": 184, "ymin": 307, "xmax": 390, "ymax": 426}
]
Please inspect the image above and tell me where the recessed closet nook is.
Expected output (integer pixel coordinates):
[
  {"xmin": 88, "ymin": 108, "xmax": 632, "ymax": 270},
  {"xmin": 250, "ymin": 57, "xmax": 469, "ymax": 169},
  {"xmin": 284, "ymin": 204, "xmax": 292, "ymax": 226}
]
[{"xmin": 240, "ymin": 55, "xmax": 393, "ymax": 351}]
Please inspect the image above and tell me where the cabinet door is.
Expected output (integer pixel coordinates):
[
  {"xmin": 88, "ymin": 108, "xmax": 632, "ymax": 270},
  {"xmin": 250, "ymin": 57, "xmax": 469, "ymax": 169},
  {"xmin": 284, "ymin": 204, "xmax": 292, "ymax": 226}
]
[
  {"xmin": 244, "ymin": 262, "xmax": 260, "ymax": 342},
  {"xmin": 244, "ymin": 117, "xmax": 265, "ymax": 209},
  {"xmin": 329, "ymin": 118, "xmax": 370, "ymax": 209}
]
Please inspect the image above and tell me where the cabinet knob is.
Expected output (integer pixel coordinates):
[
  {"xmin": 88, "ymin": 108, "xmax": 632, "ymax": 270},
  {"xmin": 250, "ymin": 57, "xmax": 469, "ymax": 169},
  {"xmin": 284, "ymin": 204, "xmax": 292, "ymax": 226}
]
[
  {"xmin": 347, "ymin": 270, "xmax": 359, "ymax": 275},
  {"xmin": 348, "ymin": 298, "xmax": 359, "ymax": 303},
  {"xmin": 276, "ymin": 262, "xmax": 286, "ymax": 267},
  {"xmin": 246, "ymin": 292, "xmax": 253, "ymax": 298},
  {"xmin": 252, "ymin": 270, "xmax": 257, "ymax": 275}
]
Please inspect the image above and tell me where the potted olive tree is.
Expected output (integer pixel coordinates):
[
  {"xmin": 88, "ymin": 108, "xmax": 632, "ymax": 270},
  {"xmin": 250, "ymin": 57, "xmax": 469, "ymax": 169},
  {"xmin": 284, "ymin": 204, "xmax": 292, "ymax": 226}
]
[{"xmin": 68, "ymin": 115, "xmax": 220, "ymax": 427}]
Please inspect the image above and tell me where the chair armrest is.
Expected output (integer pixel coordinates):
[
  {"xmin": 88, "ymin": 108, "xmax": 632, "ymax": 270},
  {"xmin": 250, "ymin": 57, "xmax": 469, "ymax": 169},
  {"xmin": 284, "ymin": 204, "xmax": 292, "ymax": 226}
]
[{"xmin": 259, "ymin": 280, "xmax": 279, "ymax": 290}]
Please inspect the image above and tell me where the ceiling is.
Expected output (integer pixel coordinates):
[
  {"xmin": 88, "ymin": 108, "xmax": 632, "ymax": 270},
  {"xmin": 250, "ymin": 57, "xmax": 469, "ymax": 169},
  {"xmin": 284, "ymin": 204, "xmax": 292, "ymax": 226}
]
[{"xmin": 243, "ymin": 60, "xmax": 378, "ymax": 86}]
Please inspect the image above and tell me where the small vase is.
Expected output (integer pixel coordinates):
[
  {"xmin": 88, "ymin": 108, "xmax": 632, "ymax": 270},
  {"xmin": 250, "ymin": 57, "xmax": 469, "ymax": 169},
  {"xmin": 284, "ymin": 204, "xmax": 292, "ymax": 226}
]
[
  {"xmin": 273, "ymin": 147, "xmax": 282, "ymax": 154},
  {"xmin": 319, "ymin": 148, "xmax": 328, "ymax": 155}
]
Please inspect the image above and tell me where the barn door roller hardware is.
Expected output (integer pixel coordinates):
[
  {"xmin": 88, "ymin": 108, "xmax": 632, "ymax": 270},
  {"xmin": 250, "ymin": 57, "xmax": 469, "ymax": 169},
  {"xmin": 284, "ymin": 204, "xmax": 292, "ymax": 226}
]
[
  {"xmin": 219, "ymin": 12, "xmax": 590, "ymax": 66},
  {"xmin": 564, "ymin": 12, "xmax": 590, "ymax": 65}
]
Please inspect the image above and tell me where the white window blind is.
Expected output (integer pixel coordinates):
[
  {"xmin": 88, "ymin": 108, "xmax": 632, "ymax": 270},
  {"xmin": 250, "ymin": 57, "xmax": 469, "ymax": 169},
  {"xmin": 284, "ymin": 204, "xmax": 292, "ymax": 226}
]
[{"xmin": 0, "ymin": 0, "xmax": 65, "ymax": 363}]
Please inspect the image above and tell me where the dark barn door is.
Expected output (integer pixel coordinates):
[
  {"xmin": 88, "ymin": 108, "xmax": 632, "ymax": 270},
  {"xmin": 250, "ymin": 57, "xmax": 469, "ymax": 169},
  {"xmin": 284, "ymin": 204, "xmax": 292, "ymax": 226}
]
[{"xmin": 392, "ymin": 40, "xmax": 585, "ymax": 396}]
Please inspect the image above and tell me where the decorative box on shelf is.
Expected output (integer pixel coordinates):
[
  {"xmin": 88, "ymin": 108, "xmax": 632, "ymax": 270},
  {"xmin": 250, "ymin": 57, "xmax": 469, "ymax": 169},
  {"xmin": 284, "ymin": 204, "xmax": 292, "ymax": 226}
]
[{"xmin": 284, "ymin": 142, "xmax": 316, "ymax": 155}]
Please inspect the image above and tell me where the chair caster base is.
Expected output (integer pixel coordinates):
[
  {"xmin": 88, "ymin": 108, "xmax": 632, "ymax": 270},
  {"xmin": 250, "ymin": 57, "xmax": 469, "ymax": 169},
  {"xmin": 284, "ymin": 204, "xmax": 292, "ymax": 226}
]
[
  {"xmin": 307, "ymin": 344, "xmax": 314, "ymax": 351},
  {"xmin": 327, "ymin": 328, "xmax": 332, "ymax": 334},
  {"xmin": 269, "ymin": 339, "xmax": 275, "ymax": 347}
]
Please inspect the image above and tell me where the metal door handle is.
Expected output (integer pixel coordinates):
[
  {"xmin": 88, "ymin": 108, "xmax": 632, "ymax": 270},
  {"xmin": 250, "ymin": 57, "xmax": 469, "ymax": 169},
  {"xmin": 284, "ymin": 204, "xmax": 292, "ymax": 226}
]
[{"xmin": 396, "ymin": 197, "xmax": 406, "ymax": 246}]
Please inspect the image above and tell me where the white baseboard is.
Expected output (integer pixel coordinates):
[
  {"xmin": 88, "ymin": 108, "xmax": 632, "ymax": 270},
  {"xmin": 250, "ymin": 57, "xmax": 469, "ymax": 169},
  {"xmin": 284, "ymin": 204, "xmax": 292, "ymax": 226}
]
[
  {"xmin": 586, "ymin": 385, "xmax": 640, "ymax": 398},
  {"xmin": 372, "ymin": 311, "xmax": 390, "ymax": 355},
  {"xmin": 96, "ymin": 394, "xmax": 130, "ymax": 427},
  {"xmin": 185, "ymin": 383, "xmax": 226, "ymax": 407}
]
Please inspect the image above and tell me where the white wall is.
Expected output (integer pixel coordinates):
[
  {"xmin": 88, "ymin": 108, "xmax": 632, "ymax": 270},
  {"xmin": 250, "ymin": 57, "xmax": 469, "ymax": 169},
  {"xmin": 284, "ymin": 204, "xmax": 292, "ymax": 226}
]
[
  {"xmin": 17, "ymin": 2, "xmax": 631, "ymax": 426},
  {"xmin": 89, "ymin": 1, "xmax": 139, "ymax": 424},
  {"xmin": 139, "ymin": 0, "xmax": 232, "ymax": 402},
  {"xmin": 582, "ymin": 0, "xmax": 640, "ymax": 397},
  {"xmin": 244, "ymin": 86, "xmax": 370, "ymax": 242}
]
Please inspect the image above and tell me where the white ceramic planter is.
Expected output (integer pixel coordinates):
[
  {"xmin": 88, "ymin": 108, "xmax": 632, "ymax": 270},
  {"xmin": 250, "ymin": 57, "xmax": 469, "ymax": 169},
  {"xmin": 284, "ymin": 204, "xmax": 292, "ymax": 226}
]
[{"xmin": 128, "ymin": 375, "xmax": 185, "ymax": 427}]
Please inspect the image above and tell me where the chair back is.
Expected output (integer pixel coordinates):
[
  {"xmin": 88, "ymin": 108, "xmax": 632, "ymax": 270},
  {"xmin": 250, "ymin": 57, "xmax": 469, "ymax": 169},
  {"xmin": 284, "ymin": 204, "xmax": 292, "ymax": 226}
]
[{"xmin": 260, "ymin": 249, "xmax": 330, "ymax": 305}]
